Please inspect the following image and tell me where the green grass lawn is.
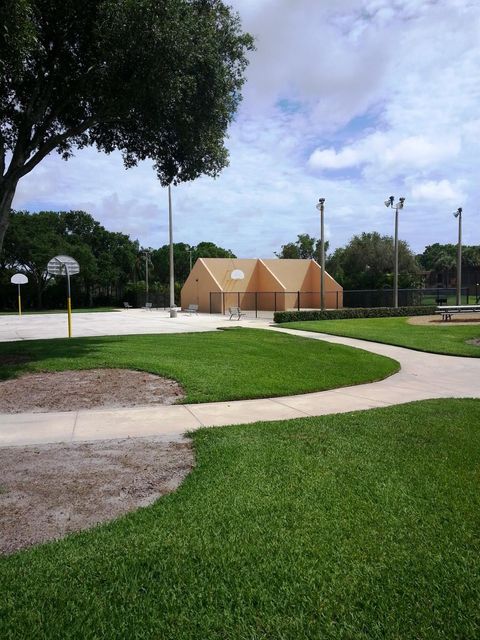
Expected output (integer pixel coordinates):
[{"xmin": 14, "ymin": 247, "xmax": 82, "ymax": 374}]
[
  {"xmin": 0, "ymin": 328, "xmax": 398, "ymax": 403},
  {"xmin": 280, "ymin": 316, "xmax": 480, "ymax": 357},
  {"xmin": 1, "ymin": 399, "xmax": 479, "ymax": 639}
]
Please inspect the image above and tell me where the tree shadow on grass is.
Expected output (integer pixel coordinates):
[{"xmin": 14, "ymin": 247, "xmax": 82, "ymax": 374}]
[{"xmin": 0, "ymin": 335, "xmax": 127, "ymax": 381}]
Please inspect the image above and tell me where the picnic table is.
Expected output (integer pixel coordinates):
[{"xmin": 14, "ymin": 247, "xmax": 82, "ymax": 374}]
[{"xmin": 436, "ymin": 304, "xmax": 480, "ymax": 321}]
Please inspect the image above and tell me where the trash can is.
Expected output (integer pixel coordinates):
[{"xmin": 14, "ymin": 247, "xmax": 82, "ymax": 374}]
[{"xmin": 170, "ymin": 308, "xmax": 177, "ymax": 318}]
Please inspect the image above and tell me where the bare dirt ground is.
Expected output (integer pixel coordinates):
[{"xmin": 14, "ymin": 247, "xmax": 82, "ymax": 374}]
[
  {"xmin": 0, "ymin": 436, "xmax": 194, "ymax": 555},
  {"xmin": 408, "ymin": 314, "xmax": 480, "ymax": 326},
  {"xmin": 0, "ymin": 368, "xmax": 185, "ymax": 413}
]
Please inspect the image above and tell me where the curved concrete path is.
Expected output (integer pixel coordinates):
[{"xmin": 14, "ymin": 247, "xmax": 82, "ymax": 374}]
[{"xmin": 1, "ymin": 327, "xmax": 479, "ymax": 447}]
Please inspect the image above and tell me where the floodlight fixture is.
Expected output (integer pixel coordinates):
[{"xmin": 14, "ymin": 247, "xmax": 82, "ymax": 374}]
[
  {"xmin": 385, "ymin": 195, "xmax": 395, "ymax": 208},
  {"xmin": 453, "ymin": 207, "xmax": 462, "ymax": 218}
]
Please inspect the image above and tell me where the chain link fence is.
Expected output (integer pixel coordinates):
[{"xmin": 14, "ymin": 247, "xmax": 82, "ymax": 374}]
[{"xmin": 209, "ymin": 287, "xmax": 475, "ymax": 317}]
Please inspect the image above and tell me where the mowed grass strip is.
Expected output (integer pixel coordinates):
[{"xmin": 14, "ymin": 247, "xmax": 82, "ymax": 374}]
[
  {"xmin": 1, "ymin": 399, "xmax": 480, "ymax": 639},
  {"xmin": 0, "ymin": 328, "xmax": 398, "ymax": 403},
  {"xmin": 281, "ymin": 316, "xmax": 480, "ymax": 357}
]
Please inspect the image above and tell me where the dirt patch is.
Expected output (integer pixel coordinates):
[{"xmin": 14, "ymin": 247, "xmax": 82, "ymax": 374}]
[
  {"xmin": 0, "ymin": 368, "xmax": 185, "ymax": 413},
  {"xmin": 466, "ymin": 338, "xmax": 480, "ymax": 346},
  {"xmin": 408, "ymin": 314, "xmax": 480, "ymax": 326},
  {"xmin": 0, "ymin": 436, "xmax": 194, "ymax": 554}
]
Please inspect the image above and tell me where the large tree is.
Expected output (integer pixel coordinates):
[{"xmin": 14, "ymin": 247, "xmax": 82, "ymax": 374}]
[
  {"xmin": 327, "ymin": 232, "xmax": 421, "ymax": 290},
  {"xmin": 0, "ymin": 0, "xmax": 253, "ymax": 251},
  {"xmin": 276, "ymin": 234, "xmax": 329, "ymax": 261}
]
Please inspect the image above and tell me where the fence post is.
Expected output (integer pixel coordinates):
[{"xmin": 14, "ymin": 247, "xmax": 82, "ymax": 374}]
[
  {"xmin": 274, "ymin": 291, "xmax": 277, "ymax": 312},
  {"xmin": 209, "ymin": 292, "xmax": 211, "ymax": 314},
  {"xmin": 237, "ymin": 291, "xmax": 240, "ymax": 308},
  {"xmin": 255, "ymin": 292, "xmax": 258, "ymax": 318},
  {"xmin": 297, "ymin": 291, "xmax": 300, "ymax": 311},
  {"xmin": 222, "ymin": 292, "xmax": 225, "ymax": 315}
]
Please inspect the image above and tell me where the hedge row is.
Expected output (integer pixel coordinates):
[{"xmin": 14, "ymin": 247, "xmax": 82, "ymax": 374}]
[{"xmin": 274, "ymin": 306, "xmax": 435, "ymax": 323}]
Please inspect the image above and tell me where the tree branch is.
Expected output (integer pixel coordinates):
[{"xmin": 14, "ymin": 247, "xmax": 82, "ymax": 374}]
[{"xmin": 16, "ymin": 117, "xmax": 96, "ymax": 178}]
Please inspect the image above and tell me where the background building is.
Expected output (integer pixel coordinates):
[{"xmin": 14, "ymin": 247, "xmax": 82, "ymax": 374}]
[{"xmin": 181, "ymin": 258, "xmax": 343, "ymax": 313}]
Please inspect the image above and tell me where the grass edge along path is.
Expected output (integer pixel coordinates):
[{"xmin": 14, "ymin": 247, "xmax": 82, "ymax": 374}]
[
  {"xmin": 1, "ymin": 399, "xmax": 480, "ymax": 639},
  {"xmin": 279, "ymin": 316, "xmax": 480, "ymax": 357},
  {"xmin": 0, "ymin": 328, "xmax": 399, "ymax": 404}
]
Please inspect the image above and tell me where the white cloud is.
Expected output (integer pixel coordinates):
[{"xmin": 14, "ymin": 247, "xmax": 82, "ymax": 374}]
[
  {"xmin": 411, "ymin": 179, "xmax": 465, "ymax": 204},
  {"xmin": 309, "ymin": 134, "xmax": 461, "ymax": 174}
]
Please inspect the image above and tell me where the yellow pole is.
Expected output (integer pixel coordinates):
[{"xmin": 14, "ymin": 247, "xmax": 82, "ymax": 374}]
[
  {"xmin": 18, "ymin": 284, "xmax": 22, "ymax": 317},
  {"xmin": 67, "ymin": 296, "xmax": 72, "ymax": 338}
]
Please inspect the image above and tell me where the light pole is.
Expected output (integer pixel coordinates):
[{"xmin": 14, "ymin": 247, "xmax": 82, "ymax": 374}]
[
  {"xmin": 143, "ymin": 250, "xmax": 150, "ymax": 305},
  {"xmin": 384, "ymin": 195, "xmax": 405, "ymax": 308},
  {"xmin": 188, "ymin": 247, "xmax": 193, "ymax": 272},
  {"xmin": 315, "ymin": 198, "xmax": 326, "ymax": 310},
  {"xmin": 168, "ymin": 184, "xmax": 176, "ymax": 316},
  {"xmin": 453, "ymin": 207, "xmax": 462, "ymax": 305}
]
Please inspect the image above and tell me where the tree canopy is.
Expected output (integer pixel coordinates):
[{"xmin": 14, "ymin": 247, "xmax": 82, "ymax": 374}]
[
  {"xmin": 276, "ymin": 234, "xmax": 329, "ymax": 261},
  {"xmin": 419, "ymin": 243, "xmax": 480, "ymax": 271},
  {"xmin": 326, "ymin": 232, "xmax": 421, "ymax": 290},
  {"xmin": 0, "ymin": 0, "xmax": 253, "ymax": 251},
  {"xmin": 2, "ymin": 210, "xmax": 139, "ymax": 307}
]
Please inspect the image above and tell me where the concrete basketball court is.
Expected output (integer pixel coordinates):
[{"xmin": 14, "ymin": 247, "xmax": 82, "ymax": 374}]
[{"xmin": 0, "ymin": 309, "xmax": 270, "ymax": 342}]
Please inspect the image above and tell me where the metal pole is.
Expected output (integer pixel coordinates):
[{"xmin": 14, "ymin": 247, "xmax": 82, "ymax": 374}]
[
  {"xmin": 320, "ymin": 200, "xmax": 325, "ymax": 310},
  {"xmin": 168, "ymin": 185, "xmax": 175, "ymax": 312},
  {"xmin": 144, "ymin": 252, "xmax": 149, "ymax": 305},
  {"xmin": 189, "ymin": 249, "xmax": 192, "ymax": 272},
  {"xmin": 394, "ymin": 208, "xmax": 399, "ymax": 308},
  {"xmin": 66, "ymin": 265, "xmax": 72, "ymax": 338},
  {"xmin": 456, "ymin": 209, "xmax": 462, "ymax": 305},
  {"xmin": 17, "ymin": 284, "xmax": 22, "ymax": 317}
]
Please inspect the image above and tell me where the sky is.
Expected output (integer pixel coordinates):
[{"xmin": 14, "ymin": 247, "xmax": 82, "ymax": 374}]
[{"xmin": 13, "ymin": 0, "xmax": 480, "ymax": 257}]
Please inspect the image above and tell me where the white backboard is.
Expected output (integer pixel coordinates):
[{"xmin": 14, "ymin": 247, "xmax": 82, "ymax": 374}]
[
  {"xmin": 47, "ymin": 255, "xmax": 80, "ymax": 276},
  {"xmin": 11, "ymin": 273, "xmax": 28, "ymax": 285}
]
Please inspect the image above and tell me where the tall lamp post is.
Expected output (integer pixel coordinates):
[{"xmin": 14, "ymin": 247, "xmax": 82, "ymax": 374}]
[
  {"xmin": 453, "ymin": 207, "xmax": 462, "ymax": 305},
  {"xmin": 315, "ymin": 198, "xmax": 326, "ymax": 310},
  {"xmin": 384, "ymin": 195, "xmax": 405, "ymax": 308},
  {"xmin": 168, "ymin": 184, "xmax": 176, "ymax": 316},
  {"xmin": 143, "ymin": 250, "xmax": 150, "ymax": 305},
  {"xmin": 188, "ymin": 247, "xmax": 193, "ymax": 272}
]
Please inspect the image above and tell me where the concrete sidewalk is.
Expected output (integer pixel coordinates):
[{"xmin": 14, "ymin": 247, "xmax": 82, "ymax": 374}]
[{"xmin": 1, "ymin": 328, "xmax": 479, "ymax": 447}]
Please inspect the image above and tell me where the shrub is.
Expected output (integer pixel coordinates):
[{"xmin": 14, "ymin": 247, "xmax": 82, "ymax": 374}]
[{"xmin": 274, "ymin": 306, "xmax": 434, "ymax": 324}]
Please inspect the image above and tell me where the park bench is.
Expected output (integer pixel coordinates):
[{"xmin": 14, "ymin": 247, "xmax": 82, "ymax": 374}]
[
  {"xmin": 143, "ymin": 302, "xmax": 153, "ymax": 311},
  {"xmin": 183, "ymin": 304, "xmax": 199, "ymax": 315},
  {"xmin": 123, "ymin": 302, "xmax": 132, "ymax": 310},
  {"xmin": 228, "ymin": 306, "xmax": 246, "ymax": 320},
  {"xmin": 435, "ymin": 296, "xmax": 448, "ymax": 305},
  {"xmin": 436, "ymin": 304, "xmax": 480, "ymax": 321}
]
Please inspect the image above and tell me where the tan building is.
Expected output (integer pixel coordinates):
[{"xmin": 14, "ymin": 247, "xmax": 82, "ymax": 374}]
[{"xmin": 180, "ymin": 258, "xmax": 343, "ymax": 313}]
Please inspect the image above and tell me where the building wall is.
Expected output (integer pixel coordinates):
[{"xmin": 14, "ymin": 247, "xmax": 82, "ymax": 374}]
[
  {"xmin": 180, "ymin": 258, "xmax": 343, "ymax": 313},
  {"xmin": 180, "ymin": 259, "xmax": 221, "ymax": 313}
]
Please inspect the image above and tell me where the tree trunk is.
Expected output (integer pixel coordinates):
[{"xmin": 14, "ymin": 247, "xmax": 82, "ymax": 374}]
[{"xmin": 0, "ymin": 177, "xmax": 19, "ymax": 254}]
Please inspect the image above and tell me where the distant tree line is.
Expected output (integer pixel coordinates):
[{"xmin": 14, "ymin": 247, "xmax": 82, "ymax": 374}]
[
  {"xmin": 277, "ymin": 232, "xmax": 480, "ymax": 291},
  {"xmin": 0, "ymin": 210, "xmax": 234, "ymax": 310}
]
